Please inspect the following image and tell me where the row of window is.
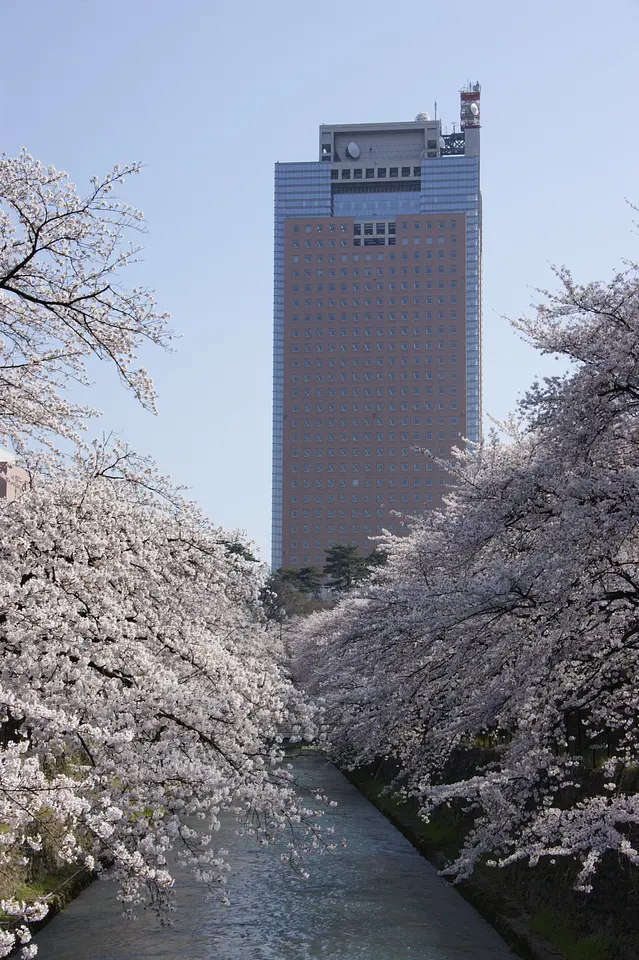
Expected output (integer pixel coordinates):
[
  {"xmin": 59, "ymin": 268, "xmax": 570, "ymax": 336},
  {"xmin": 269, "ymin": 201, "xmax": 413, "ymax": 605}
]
[
  {"xmin": 290, "ymin": 403, "xmax": 458, "ymax": 422},
  {"xmin": 294, "ymin": 330, "xmax": 457, "ymax": 341},
  {"xmin": 291, "ymin": 493, "xmax": 443, "ymax": 517},
  {"xmin": 291, "ymin": 251, "xmax": 454, "ymax": 279},
  {"xmin": 294, "ymin": 238, "xmax": 358, "ymax": 249},
  {"xmin": 293, "ymin": 285, "xmax": 457, "ymax": 296},
  {"xmin": 292, "ymin": 289, "xmax": 457, "ymax": 302},
  {"xmin": 293, "ymin": 280, "xmax": 457, "ymax": 292},
  {"xmin": 289, "ymin": 477, "xmax": 450, "ymax": 492},
  {"xmin": 292, "ymin": 259, "xmax": 456, "ymax": 272},
  {"xmin": 289, "ymin": 389, "xmax": 458, "ymax": 411},
  {"xmin": 330, "ymin": 166, "xmax": 422, "ymax": 181},
  {"xmin": 291, "ymin": 439, "xmax": 458, "ymax": 458},
  {"xmin": 292, "ymin": 276, "xmax": 455, "ymax": 293},
  {"xmin": 292, "ymin": 250, "xmax": 457, "ymax": 266},
  {"xmin": 289, "ymin": 461, "xmax": 458, "ymax": 477},
  {"xmin": 292, "ymin": 257, "xmax": 458, "ymax": 269},
  {"xmin": 353, "ymin": 221, "xmax": 395, "ymax": 236},
  {"xmin": 353, "ymin": 231, "xmax": 455, "ymax": 245},
  {"xmin": 291, "ymin": 247, "xmax": 457, "ymax": 261},
  {"xmin": 292, "ymin": 219, "xmax": 456, "ymax": 233},
  {"xmin": 293, "ymin": 223, "xmax": 349, "ymax": 233},
  {"xmin": 291, "ymin": 361, "xmax": 458, "ymax": 374},
  {"xmin": 292, "ymin": 310, "xmax": 457, "ymax": 321},
  {"xmin": 291, "ymin": 484, "xmax": 446, "ymax": 504},
  {"xmin": 292, "ymin": 348, "xmax": 457, "ymax": 357},
  {"xmin": 292, "ymin": 299, "xmax": 457, "ymax": 310},
  {"xmin": 291, "ymin": 360, "xmax": 458, "ymax": 370},
  {"xmin": 290, "ymin": 475, "xmax": 449, "ymax": 487},
  {"xmin": 291, "ymin": 441, "xmax": 457, "ymax": 457},
  {"xmin": 290, "ymin": 372, "xmax": 458, "ymax": 391},
  {"xmin": 294, "ymin": 331, "xmax": 457, "ymax": 340},
  {"xmin": 293, "ymin": 353, "xmax": 459, "ymax": 362},
  {"xmin": 292, "ymin": 287, "xmax": 458, "ymax": 302},
  {"xmin": 291, "ymin": 278, "xmax": 457, "ymax": 288},
  {"xmin": 293, "ymin": 316, "xmax": 457, "ymax": 327},
  {"xmin": 291, "ymin": 366, "xmax": 457, "ymax": 378},
  {"xmin": 289, "ymin": 498, "xmax": 439, "ymax": 518},
  {"xmin": 289, "ymin": 437, "xmax": 457, "ymax": 448},
  {"xmin": 291, "ymin": 420, "xmax": 458, "ymax": 439},
  {"xmin": 292, "ymin": 286, "xmax": 457, "ymax": 301},
  {"xmin": 293, "ymin": 308, "xmax": 458, "ymax": 320}
]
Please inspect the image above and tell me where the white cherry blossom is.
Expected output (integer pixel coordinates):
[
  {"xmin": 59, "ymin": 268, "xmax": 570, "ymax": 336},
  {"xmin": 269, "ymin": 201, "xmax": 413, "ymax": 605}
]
[{"xmin": 295, "ymin": 262, "xmax": 639, "ymax": 893}]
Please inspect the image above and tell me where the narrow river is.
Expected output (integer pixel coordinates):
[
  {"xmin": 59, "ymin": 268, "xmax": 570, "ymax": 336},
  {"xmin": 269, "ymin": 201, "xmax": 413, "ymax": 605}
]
[{"xmin": 35, "ymin": 754, "xmax": 516, "ymax": 959}]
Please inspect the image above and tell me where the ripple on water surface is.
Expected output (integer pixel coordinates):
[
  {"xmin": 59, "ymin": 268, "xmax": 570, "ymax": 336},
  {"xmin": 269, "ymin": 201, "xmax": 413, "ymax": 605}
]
[{"xmin": 35, "ymin": 754, "xmax": 517, "ymax": 959}]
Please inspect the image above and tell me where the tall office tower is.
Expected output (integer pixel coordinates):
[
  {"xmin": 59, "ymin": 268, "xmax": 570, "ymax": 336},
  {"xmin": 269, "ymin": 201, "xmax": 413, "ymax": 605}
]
[{"xmin": 272, "ymin": 84, "xmax": 481, "ymax": 570}]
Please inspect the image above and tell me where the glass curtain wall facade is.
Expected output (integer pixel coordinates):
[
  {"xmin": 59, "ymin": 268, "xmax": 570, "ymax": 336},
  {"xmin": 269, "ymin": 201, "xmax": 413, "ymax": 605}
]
[
  {"xmin": 420, "ymin": 155, "xmax": 481, "ymax": 442},
  {"xmin": 272, "ymin": 88, "xmax": 481, "ymax": 570},
  {"xmin": 272, "ymin": 163, "xmax": 331, "ymax": 568}
]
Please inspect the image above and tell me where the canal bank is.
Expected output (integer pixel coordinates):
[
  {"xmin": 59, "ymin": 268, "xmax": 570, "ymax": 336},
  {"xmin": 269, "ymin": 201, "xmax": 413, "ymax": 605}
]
[
  {"xmin": 35, "ymin": 753, "xmax": 517, "ymax": 959},
  {"xmin": 343, "ymin": 764, "xmax": 633, "ymax": 960}
]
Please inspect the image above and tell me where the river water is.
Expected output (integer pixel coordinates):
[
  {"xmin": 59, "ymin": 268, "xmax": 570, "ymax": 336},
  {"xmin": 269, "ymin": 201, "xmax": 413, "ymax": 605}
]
[{"xmin": 35, "ymin": 754, "xmax": 516, "ymax": 959}]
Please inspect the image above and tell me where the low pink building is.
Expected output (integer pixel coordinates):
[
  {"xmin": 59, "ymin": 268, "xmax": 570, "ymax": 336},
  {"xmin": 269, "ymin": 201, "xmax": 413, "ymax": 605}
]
[{"xmin": 0, "ymin": 451, "xmax": 29, "ymax": 502}]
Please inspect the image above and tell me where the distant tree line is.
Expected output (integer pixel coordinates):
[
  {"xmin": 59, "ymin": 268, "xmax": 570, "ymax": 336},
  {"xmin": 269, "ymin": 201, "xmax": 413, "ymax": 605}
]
[{"xmin": 262, "ymin": 545, "xmax": 387, "ymax": 622}]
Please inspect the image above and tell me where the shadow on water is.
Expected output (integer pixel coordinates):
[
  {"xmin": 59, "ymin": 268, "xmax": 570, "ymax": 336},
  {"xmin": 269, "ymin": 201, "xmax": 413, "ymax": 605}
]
[{"xmin": 35, "ymin": 754, "xmax": 516, "ymax": 959}]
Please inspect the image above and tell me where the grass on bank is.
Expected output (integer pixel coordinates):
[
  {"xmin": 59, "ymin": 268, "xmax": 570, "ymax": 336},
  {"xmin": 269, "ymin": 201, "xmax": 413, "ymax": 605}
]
[{"xmin": 529, "ymin": 910, "xmax": 613, "ymax": 960}]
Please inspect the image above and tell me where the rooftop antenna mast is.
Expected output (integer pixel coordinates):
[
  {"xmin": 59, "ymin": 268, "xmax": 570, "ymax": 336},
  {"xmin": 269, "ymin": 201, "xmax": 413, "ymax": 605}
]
[{"xmin": 434, "ymin": 101, "xmax": 437, "ymax": 120}]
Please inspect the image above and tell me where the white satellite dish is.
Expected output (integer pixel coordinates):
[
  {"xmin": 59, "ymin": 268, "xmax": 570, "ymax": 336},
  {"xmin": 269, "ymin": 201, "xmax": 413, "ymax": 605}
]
[
  {"xmin": 439, "ymin": 137, "xmax": 445, "ymax": 150},
  {"xmin": 346, "ymin": 141, "xmax": 360, "ymax": 159},
  {"xmin": 470, "ymin": 102, "xmax": 479, "ymax": 116},
  {"xmin": 415, "ymin": 112, "xmax": 430, "ymax": 122}
]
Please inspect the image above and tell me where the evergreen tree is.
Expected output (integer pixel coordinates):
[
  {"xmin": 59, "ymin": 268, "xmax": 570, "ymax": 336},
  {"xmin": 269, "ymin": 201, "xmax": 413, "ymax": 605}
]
[
  {"xmin": 260, "ymin": 567, "xmax": 324, "ymax": 621},
  {"xmin": 323, "ymin": 544, "xmax": 369, "ymax": 592},
  {"xmin": 297, "ymin": 565, "xmax": 323, "ymax": 597},
  {"xmin": 365, "ymin": 547, "xmax": 388, "ymax": 569}
]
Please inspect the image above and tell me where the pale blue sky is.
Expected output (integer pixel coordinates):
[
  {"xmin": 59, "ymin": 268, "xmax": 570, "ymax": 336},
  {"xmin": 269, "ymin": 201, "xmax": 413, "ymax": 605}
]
[{"xmin": 2, "ymin": 0, "xmax": 638, "ymax": 560}]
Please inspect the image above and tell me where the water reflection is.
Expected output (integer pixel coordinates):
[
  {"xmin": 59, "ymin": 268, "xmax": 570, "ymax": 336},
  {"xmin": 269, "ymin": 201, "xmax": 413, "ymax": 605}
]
[{"xmin": 36, "ymin": 754, "xmax": 516, "ymax": 959}]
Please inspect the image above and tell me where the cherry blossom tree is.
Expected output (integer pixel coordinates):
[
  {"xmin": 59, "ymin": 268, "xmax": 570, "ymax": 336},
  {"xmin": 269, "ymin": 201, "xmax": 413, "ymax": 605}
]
[
  {"xmin": 0, "ymin": 153, "xmax": 327, "ymax": 957},
  {"xmin": 0, "ymin": 150, "xmax": 172, "ymax": 449},
  {"xmin": 295, "ymin": 263, "xmax": 639, "ymax": 894},
  {"xmin": 0, "ymin": 442, "xmax": 324, "ymax": 958}
]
